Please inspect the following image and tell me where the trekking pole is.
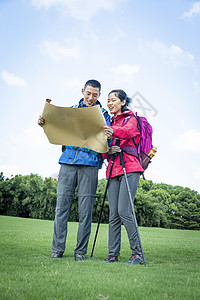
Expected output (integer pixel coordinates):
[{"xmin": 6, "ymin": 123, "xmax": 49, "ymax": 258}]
[
  {"xmin": 119, "ymin": 150, "xmax": 147, "ymax": 267},
  {"xmin": 90, "ymin": 155, "xmax": 115, "ymax": 257}
]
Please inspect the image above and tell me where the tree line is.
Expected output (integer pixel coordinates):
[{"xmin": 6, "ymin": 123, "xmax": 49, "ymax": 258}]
[{"xmin": 0, "ymin": 172, "xmax": 199, "ymax": 230}]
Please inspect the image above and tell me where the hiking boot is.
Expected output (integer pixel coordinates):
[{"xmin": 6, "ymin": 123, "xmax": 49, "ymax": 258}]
[
  {"xmin": 50, "ymin": 252, "xmax": 63, "ymax": 259},
  {"xmin": 126, "ymin": 254, "xmax": 144, "ymax": 265},
  {"xmin": 75, "ymin": 253, "xmax": 85, "ymax": 261},
  {"xmin": 103, "ymin": 256, "xmax": 118, "ymax": 263}
]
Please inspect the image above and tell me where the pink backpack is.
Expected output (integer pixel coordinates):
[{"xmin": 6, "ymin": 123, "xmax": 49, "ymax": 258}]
[
  {"xmin": 123, "ymin": 113, "xmax": 153, "ymax": 173},
  {"xmin": 134, "ymin": 113, "xmax": 153, "ymax": 169}
]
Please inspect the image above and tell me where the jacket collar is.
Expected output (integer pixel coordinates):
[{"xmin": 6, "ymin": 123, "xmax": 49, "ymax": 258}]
[
  {"xmin": 111, "ymin": 109, "xmax": 134, "ymax": 121},
  {"xmin": 78, "ymin": 98, "xmax": 102, "ymax": 108}
]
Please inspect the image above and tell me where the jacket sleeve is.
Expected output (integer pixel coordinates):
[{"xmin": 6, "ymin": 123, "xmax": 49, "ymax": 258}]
[
  {"xmin": 112, "ymin": 116, "xmax": 141, "ymax": 143},
  {"xmin": 103, "ymin": 110, "xmax": 111, "ymax": 126}
]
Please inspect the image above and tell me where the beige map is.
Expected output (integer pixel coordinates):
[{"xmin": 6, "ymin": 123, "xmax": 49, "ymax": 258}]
[{"xmin": 42, "ymin": 101, "xmax": 109, "ymax": 153}]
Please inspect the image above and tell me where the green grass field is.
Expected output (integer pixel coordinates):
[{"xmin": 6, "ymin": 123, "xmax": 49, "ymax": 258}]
[{"xmin": 0, "ymin": 216, "xmax": 200, "ymax": 300}]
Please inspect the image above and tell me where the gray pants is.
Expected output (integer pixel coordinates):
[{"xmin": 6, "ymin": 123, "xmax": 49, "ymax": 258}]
[
  {"xmin": 52, "ymin": 164, "xmax": 98, "ymax": 255},
  {"xmin": 107, "ymin": 172, "xmax": 141, "ymax": 257}
]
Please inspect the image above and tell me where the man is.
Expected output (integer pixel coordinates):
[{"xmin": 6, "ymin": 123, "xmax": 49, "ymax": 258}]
[{"xmin": 38, "ymin": 79, "xmax": 112, "ymax": 261}]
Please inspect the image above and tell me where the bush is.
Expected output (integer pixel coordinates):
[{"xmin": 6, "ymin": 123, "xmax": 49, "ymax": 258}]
[{"xmin": 0, "ymin": 172, "xmax": 199, "ymax": 229}]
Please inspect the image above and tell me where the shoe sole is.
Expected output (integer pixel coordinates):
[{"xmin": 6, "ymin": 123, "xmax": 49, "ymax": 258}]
[
  {"xmin": 126, "ymin": 260, "xmax": 144, "ymax": 265},
  {"xmin": 103, "ymin": 261, "xmax": 118, "ymax": 263}
]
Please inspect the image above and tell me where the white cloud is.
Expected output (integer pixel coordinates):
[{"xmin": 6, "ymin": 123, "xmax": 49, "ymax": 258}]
[
  {"xmin": 31, "ymin": 0, "xmax": 125, "ymax": 21},
  {"xmin": 1, "ymin": 71, "xmax": 27, "ymax": 86},
  {"xmin": 182, "ymin": 1, "xmax": 200, "ymax": 19},
  {"xmin": 171, "ymin": 129, "xmax": 200, "ymax": 153},
  {"xmin": 140, "ymin": 40, "xmax": 194, "ymax": 67},
  {"xmin": 38, "ymin": 40, "xmax": 80, "ymax": 61},
  {"xmin": 111, "ymin": 64, "xmax": 140, "ymax": 82}
]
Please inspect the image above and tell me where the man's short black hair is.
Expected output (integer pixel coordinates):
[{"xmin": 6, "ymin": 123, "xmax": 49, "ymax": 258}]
[{"xmin": 84, "ymin": 79, "xmax": 101, "ymax": 92}]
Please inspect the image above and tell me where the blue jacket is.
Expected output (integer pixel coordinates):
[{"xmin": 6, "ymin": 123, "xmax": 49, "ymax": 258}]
[{"xmin": 59, "ymin": 98, "xmax": 111, "ymax": 168}]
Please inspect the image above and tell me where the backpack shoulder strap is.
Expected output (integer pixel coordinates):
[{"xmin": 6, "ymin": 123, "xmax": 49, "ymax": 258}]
[
  {"xmin": 123, "ymin": 115, "xmax": 132, "ymax": 126},
  {"xmin": 101, "ymin": 107, "xmax": 108, "ymax": 115},
  {"xmin": 122, "ymin": 115, "xmax": 139, "ymax": 147}
]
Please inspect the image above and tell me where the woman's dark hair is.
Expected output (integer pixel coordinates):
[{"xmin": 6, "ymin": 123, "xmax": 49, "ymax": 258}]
[
  {"xmin": 108, "ymin": 89, "xmax": 132, "ymax": 112},
  {"xmin": 84, "ymin": 79, "xmax": 101, "ymax": 92}
]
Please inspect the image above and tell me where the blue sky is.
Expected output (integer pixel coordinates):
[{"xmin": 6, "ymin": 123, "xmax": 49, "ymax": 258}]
[{"xmin": 0, "ymin": 0, "xmax": 200, "ymax": 193}]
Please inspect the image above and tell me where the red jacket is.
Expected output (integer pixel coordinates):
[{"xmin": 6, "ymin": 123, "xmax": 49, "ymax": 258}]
[{"xmin": 103, "ymin": 110, "xmax": 144, "ymax": 179}]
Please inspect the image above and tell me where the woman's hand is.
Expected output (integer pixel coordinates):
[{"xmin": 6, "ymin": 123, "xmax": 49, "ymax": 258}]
[
  {"xmin": 38, "ymin": 115, "xmax": 45, "ymax": 126},
  {"xmin": 104, "ymin": 126, "xmax": 113, "ymax": 139},
  {"xmin": 108, "ymin": 146, "xmax": 121, "ymax": 155}
]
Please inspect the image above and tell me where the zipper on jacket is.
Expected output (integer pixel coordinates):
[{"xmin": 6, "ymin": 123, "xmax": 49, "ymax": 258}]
[{"xmin": 71, "ymin": 150, "xmax": 78, "ymax": 164}]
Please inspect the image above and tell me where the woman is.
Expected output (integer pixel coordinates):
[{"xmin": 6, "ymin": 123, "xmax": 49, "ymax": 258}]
[{"xmin": 103, "ymin": 89, "xmax": 144, "ymax": 265}]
